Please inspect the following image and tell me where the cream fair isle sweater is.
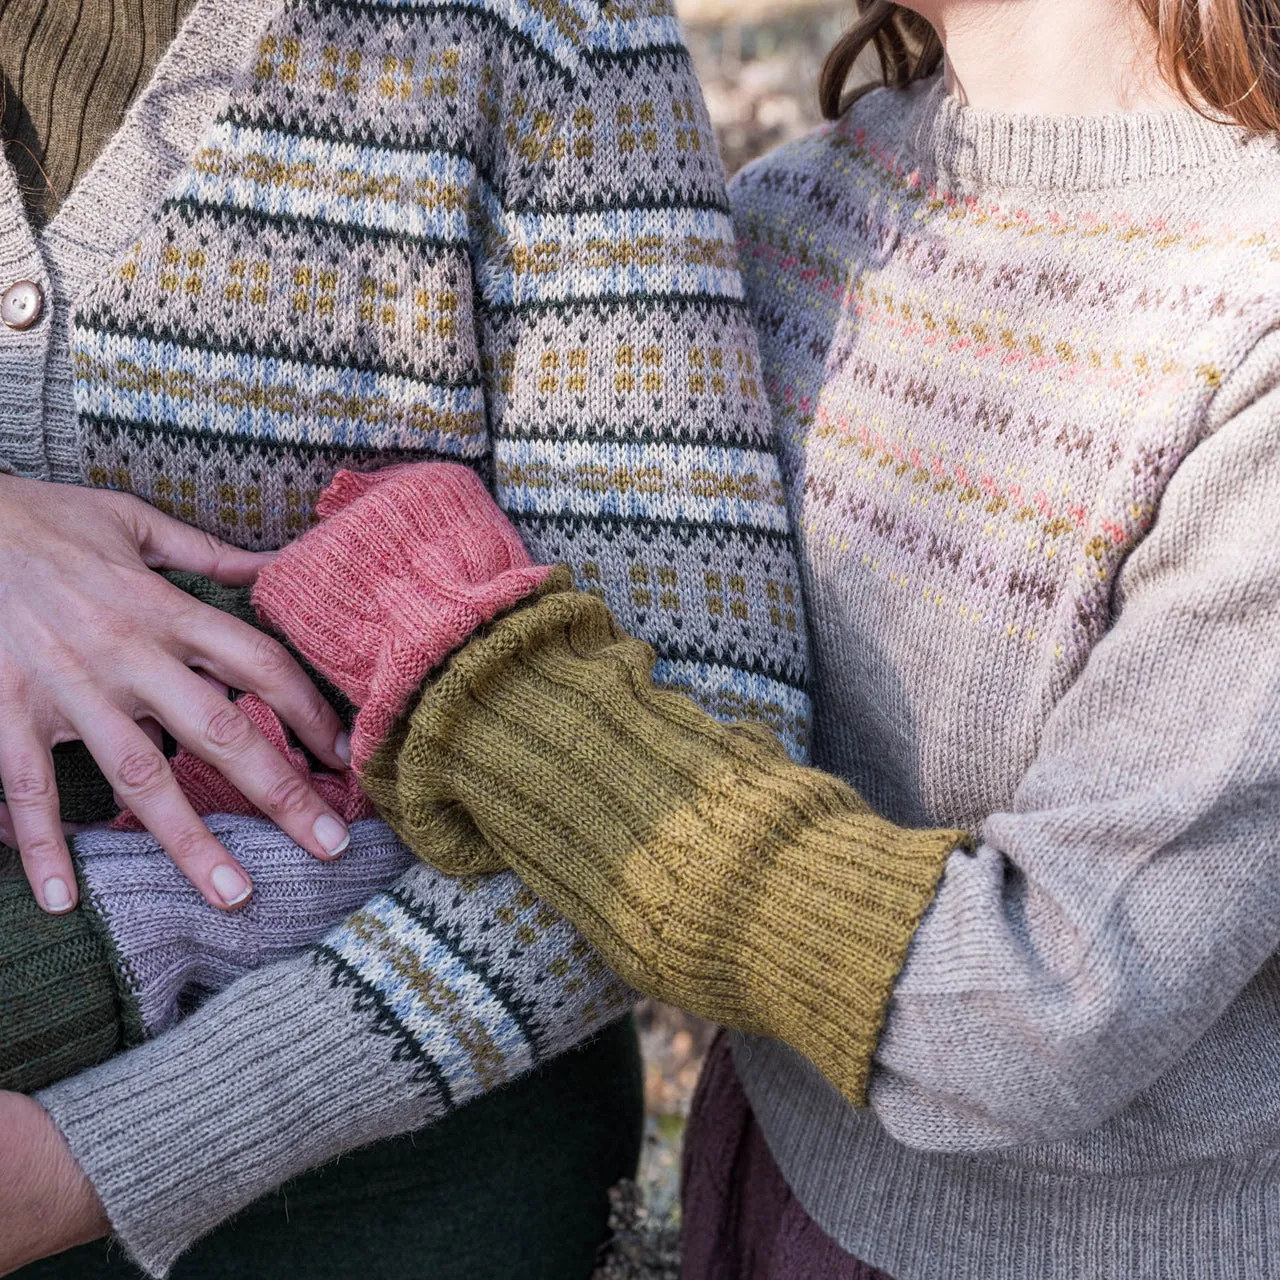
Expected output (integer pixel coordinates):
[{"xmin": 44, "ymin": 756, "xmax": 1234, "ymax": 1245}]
[{"xmin": 729, "ymin": 77, "xmax": 1280, "ymax": 1280}]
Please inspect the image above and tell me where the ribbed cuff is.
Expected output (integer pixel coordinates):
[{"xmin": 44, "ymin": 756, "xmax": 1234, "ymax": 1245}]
[
  {"xmin": 0, "ymin": 874, "xmax": 124, "ymax": 1092},
  {"xmin": 36, "ymin": 959, "xmax": 437, "ymax": 1278},
  {"xmin": 363, "ymin": 589, "xmax": 965, "ymax": 1106},
  {"xmin": 73, "ymin": 816, "xmax": 414, "ymax": 1040}
]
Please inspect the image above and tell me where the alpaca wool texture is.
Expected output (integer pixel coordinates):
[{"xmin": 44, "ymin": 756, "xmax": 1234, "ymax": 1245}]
[
  {"xmin": 360, "ymin": 583, "xmax": 963, "ymax": 1106},
  {"xmin": 5, "ymin": 0, "xmax": 815, "ymax": 1269},
  {"xmin": 0, "ymin": 816, "xmax": 414, "ymax": 1091},
  {"xmin": 710, "ymin": 76, "xmax": 1280, "ymax": 1280},
  {"xmin": 253, "ymin": 464, "xmax": 552, "ymax": 770}
]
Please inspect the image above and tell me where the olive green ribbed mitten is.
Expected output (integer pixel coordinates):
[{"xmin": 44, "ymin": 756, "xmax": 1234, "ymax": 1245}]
[{"xmin": 362, "ymin": 587, "xmax": 967, "ymax": 1106}]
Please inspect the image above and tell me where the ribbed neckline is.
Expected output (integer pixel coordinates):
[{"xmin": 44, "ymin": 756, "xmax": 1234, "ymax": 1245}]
[{"xmin": 903, "ymin": 74, "xmax": 1270, "ymax": 192}]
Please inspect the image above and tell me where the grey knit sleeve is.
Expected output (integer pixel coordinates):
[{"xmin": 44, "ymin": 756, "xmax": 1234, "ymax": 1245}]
[
  {"xmin": 868, "ymin": 352, "xmax": 1280, "ymax": 1152},
  {"xmin": 35, "ymin": 857, "xmax": 633, "ymax": 1277}
]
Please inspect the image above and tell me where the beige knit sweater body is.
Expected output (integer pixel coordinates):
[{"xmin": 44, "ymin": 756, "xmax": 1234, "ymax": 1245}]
[{"xmin": 730, "ymin": 77, "xmax": 1280, "ymax": 1280}]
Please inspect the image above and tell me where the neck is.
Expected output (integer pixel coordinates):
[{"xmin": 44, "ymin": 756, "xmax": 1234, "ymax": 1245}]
[{"xmin": 904, "ymin": 0, "xmax": 1186, "ymax": 115}]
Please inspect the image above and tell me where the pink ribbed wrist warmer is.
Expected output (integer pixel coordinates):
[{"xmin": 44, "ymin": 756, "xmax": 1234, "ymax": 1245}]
[
  {"xmin": 252, "ymin": 463, "xmax": 550, "ymax": 769},
  {"xmin": 110, "ymin": 695, "xmax": 372, "ymax": 831}
]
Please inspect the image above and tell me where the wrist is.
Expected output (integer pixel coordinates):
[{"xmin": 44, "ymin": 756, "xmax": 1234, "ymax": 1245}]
[{"xmin": 0, "ymin": 1092, "xmax": 108, "ymax": 1271}]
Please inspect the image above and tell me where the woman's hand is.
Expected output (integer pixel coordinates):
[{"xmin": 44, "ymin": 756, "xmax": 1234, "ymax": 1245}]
[
  {"xmin": 0, "ymin": 475, "xmax": 353, "ymax": 913},
  {"xmin": 0, "ymin": 1092, "xmax": 108, "ymax": 1275}
]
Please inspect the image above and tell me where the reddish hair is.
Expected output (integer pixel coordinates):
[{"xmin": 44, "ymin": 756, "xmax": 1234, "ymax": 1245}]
[{"xmin": 819, "ymin": 0, "xmax": 1280, "ymax": 130}]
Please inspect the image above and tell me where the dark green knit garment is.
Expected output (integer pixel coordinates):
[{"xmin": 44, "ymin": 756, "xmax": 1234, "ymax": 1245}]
[
  {"xmin": 0, "ymin": 0, "xmax": 197, "ymax": 226},
  {"xmin": 0, "ymin": 873, "xmax": 123, "ymax": 1091},
  {"xmin": 16, "ymin": 1015, "xmax": 643, "ymax": 1280}
]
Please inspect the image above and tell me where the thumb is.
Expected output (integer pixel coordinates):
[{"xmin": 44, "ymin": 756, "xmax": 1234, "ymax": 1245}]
[{"xmin": 123, "ymin": 498, "xmax": 271, "ymax": 586}]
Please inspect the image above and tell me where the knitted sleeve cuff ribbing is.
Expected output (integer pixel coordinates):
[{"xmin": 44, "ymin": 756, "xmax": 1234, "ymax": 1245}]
[
  {"xmin": 0, "ymin": 873, "xmax": 125, "ymax": 1092},
  {"xmin": 361, "ymin": 588, "xmax": 966, "ymax": 1106}
]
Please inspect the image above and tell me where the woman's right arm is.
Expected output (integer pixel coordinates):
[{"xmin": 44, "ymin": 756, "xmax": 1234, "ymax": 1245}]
[
  {"xmin": 0, "ymin": 475, "xmax": 352, "ymax": 911},
  {"xmin": 26, "ymin": 852, "xmax": 633, "ymax": 1278}
]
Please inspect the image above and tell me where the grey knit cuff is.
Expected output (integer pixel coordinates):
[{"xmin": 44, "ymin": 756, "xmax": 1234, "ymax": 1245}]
[{"xmin": 37, "ymin": 958, "xmax": 439, "ymax": 1277}]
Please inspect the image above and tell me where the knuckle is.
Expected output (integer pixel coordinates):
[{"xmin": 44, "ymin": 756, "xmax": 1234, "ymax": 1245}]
[
  {"xmin": 202, "ymin": 702, "xmax": 255, "ymax": 752},
  {"xmin": 97, "ymin": 609, "xmax": 140, "ymax": 646},
  {"xmin": 251, "ymin": 635, "xmax": 297, "ymax": 684},
  {"xmin": 261, "ymin": 770, "xmax": 314, "ymax": 819},
  {"xmin": 20, "ymin": 835, "xmax": 66, "ymax": 863},
  {"xmin": 114, "ymin": 747, "xmax": 170, "ymax": 798},
  {"xmin": 162, "ymin": 825, "xmax": 214, "ymax": 869},
  {"xmin": 4, "ymin": 764, "xmax": 55, "ymax": 806},
  {"xmin": 294, "ymin": 683, "xmax": 331, "ymax": 730}
]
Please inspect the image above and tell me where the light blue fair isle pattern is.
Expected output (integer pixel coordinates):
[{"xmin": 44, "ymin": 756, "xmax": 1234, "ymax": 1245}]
[
  {"xmin": 653, "ymin": 658, "xmax": 810, "ymax": 761},
  {"xmin": 175, "ymin": 123, "xmax": 477, "ymax": 241},
  {"xmin": 487, "ymin": 208, "xmax": 745, "ymax": 307},
  {"xmin": 72, "ymin": 329, "xmax": 487, "ymax": 454},
  {"xmin": 323, "ymin": 893, "xmax": 538, "ymax": 1089},
  {"xmin": 580, "ymin": 7, "xmax": 684, "ymax": 53},
  {"xmin": 493, "ymin": 438, "xmax": 790, "ymax": 529}
]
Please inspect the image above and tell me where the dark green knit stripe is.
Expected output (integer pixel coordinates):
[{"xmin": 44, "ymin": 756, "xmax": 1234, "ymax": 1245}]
[
  {"xmin": 497, "ymin": 422, "xmax": 781, "ymax": 456},
  {"xmin": 70, "ymin": 314, "xmax": 483, "ymax": 392},
  {"xmin": 82, "ymin": 414, "xmax": 477, "ymax": 466},
  {"xmin": 384, "ymin": 886, "xmax": 545, "ymax": 1061},
  {"xmin": 313, "ymin": 944, "xmax": 457, "ymax": 1109},
  {"xmin": 218, "ymin": 103, "xmax": 730, "ymax": 217},
  {"xmin": 508, "ymin": 505, "xmax": 800, "ymax": 552},
  {"xmin": 486, "ymin": 293, "xmax": 753, "ymax": 319},
  {"xmin": 160, "ymin": 194, "xmax": 468, "ymax": 250},
  {"xmin": 297, "ymin": 0, "xmax": 579, "ymax": 83}
]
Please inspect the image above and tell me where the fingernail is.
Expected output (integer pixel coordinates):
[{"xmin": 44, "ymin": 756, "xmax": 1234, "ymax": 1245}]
[
  {"xmin": 314, "ymin": 814, "xmax": 350, "ymax": 858},
  {"xmin": 43, "ymin": 876, "xmax": 73, "ymax": 913},
  {"xmin": 211, "ymin": 864, "xmax": 252, "ymax": 907},
  {"xmin": 334, "ymin": 731, "xmax": 352, "ymax": 768}
]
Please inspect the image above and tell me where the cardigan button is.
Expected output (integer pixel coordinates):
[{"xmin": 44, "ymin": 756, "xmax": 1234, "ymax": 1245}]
[{"xmin": 1, "ymin": 280, "xmax": 43, "ymax": 331}]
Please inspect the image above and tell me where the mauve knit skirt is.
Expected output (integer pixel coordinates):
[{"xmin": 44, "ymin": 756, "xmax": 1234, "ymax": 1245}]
[{"xmin": 680, "ymin": 1031, "xmax": 893, "ymax": 1280}]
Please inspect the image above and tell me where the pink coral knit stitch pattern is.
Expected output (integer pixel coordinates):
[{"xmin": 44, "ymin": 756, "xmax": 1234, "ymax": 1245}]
[{"xmin": 253, "ymin": 464, "xmax": 551, "ymax": 770}]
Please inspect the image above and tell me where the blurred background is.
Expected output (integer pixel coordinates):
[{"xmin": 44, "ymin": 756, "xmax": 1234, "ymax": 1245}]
[
  {"xmin": 681, "ymin": 0, "xmax": 848, "ymax": 175},
  {"xmin": 595, "ymin": 1, "xmax": 851, "ymax": 1273}
]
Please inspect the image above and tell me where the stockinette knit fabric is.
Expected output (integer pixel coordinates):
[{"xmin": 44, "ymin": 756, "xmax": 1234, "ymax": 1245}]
[
  {"xmin": 0, "ymin": 871, "xmax": 121, "ymax": 1092},
  {"xmin": 0, "ymin": 816, "xmax": 413, "ymax": 1092},
  {"xmin": 0, "ymin": 0, "xmax": 197, "ymax": 226},
  {"xmin": 109, "ymin": 693, "xmax": 373, "ymax": 831},
  {"xmin": 708, "ymin": 77, "xmax": 1280, "ymax": 1280},
  {"xmin": 253, "ymin": 463, "xmax": 552, "ymax": 770},
  {"xmin": 40, "ymin": 852, "xmax": 638, "ymax": 1276},
  {"xmin": 10, "ymin": 0, "xmax": 813, "ymax": 1270},
  {"xmin": 6, "ymin": 0, "xmax": 811, "ymax": 759},
  {"xmin": 360, "ymin": 582, "xmax": 963, "ymax": 1107}
]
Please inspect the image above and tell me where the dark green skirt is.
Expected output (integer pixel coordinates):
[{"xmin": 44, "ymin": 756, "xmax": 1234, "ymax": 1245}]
[{"xmin": 19, "ymin": 1017, "xmax": 642, "ymax": 1280}]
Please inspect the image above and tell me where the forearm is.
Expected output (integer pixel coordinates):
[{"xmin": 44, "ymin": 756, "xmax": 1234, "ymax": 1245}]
[
  {"xmin": 36, "ymin": 859, "xmax": 632, "ymax": 1277},
  {"xmin": 362, "ymin": 585, "xmax": 963, "ymax": 1106}
]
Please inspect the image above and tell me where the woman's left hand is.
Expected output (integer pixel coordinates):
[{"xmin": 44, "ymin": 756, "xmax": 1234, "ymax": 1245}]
[{"xmin": 0, "ymin": 1091, "xmax": 108, "ymax": 1275}]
